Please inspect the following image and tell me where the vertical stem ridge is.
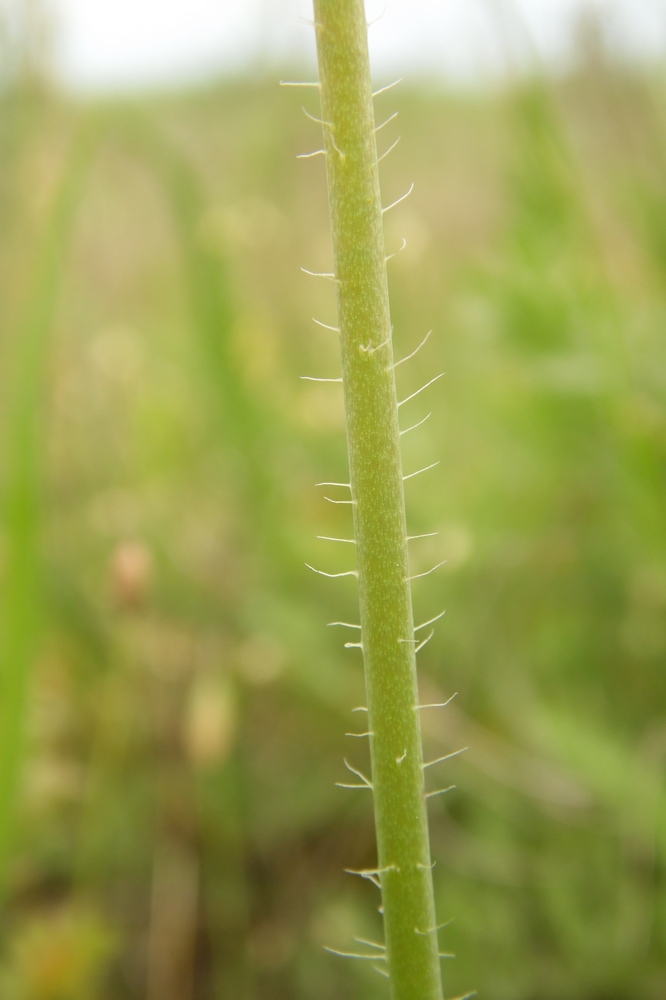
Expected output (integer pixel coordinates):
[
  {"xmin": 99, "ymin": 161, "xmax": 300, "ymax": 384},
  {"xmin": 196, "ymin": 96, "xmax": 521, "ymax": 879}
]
[{"xmin": 312, "ymin": 3, "xmax": 443, "ymax": 998}]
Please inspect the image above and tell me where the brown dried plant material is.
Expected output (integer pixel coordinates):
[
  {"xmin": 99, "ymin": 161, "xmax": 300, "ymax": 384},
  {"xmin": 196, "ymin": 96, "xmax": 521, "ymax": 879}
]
[{"xmin": 110, "ymin": 540, "xmax": 153, "ymax": 611}]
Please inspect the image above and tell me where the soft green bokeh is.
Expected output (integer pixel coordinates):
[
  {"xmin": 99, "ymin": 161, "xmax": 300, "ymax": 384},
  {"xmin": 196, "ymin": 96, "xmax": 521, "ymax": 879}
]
[{"xmin": 0, "ymin": 33, "xmax": 664, "ymax": 1000}]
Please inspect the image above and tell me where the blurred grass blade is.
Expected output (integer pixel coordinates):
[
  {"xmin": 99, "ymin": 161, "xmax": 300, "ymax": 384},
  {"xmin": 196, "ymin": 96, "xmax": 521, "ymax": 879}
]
[
  {"xmin": 115, "ymin": 111, "xmax": 295, "ymax": 571},
  {"xmin": 0, "ymin": 121, "xmax": 94, "ymax": 895}
]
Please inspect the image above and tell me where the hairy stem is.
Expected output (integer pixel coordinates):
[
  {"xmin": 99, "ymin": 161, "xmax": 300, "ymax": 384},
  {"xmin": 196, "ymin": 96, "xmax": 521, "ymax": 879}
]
[{"xmin": 312, "ymin": 2, "xmax": 444, "ymax": 998}]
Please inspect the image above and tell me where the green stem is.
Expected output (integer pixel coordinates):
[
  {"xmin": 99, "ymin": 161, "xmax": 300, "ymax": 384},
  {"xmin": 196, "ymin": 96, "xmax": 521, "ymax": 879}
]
[{"xmin": 312, "ymin": 3, "xmax": 444, "ymax": 998}]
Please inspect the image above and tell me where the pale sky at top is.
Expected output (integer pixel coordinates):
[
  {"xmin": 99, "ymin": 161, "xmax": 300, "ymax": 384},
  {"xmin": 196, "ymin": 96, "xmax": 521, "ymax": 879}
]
[{"xmin": 26, "ymin": 0, "xmax": 666, "ymax": 91}]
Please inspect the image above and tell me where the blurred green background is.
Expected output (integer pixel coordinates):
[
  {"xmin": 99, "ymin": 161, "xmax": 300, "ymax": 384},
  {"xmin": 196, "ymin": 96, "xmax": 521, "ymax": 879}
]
[{"xmin": 0, "ymin": 7, "xmax": 665, "ymax": 1000}]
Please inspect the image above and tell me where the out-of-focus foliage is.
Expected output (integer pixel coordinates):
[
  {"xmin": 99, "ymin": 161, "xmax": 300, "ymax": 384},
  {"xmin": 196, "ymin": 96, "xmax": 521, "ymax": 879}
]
[{"xmin": 0, "ymin": 23, "xmax": 665, "ymax": 1000}]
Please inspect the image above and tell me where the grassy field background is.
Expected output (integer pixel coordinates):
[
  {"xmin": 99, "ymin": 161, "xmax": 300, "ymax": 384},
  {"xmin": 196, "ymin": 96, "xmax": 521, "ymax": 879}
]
[{"xmin": 0, "ymin": 26, "xmax": 665, "ymax": 1000}]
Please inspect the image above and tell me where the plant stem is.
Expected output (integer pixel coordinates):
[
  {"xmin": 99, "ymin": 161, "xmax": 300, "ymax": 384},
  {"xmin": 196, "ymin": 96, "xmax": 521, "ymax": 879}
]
[{"xmin": 312, "ymin": 2, "xmax": 444, "ymax": 998}]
